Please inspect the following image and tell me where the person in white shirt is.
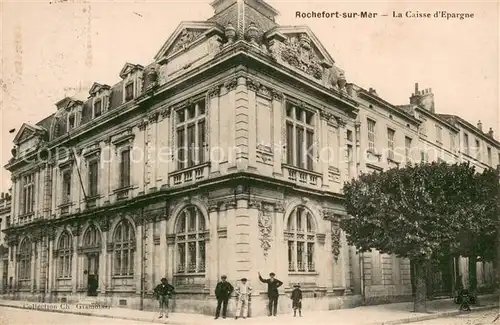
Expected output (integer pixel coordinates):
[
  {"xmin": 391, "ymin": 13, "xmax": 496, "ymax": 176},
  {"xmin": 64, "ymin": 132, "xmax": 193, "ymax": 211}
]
[{"xmin": 235, "ymin": 277, "xmax": 252, "ymax": 319}]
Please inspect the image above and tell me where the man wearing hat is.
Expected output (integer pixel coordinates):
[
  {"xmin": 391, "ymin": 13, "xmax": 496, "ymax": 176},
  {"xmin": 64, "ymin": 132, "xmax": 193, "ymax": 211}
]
[
  {"xmin": 291, "ymin": 284, "xmax": 303, "ymax": 317},
  {"xmin": 214, "ymin": 275, "xmax": 234, "ymax": 319},
  {"xmin": 235, "ymin": 277, "xmax": 252, "ymax": 319},
  {"xmin": 153, "ymin": 278, "xmax": 175, "ymax": 319},
  {"xmin": 258, "ymin": 272, "xmax": 283, "ymax": 316}
]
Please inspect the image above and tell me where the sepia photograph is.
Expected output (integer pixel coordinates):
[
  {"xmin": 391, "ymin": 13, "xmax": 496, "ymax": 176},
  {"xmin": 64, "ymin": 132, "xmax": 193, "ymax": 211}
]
[{"xmin": 0, "ymin": 0, "xmax": 499, "ymax": 324}]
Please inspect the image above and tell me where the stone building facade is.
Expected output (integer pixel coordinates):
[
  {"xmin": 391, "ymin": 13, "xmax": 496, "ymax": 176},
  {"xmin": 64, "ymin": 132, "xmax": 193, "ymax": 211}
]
[
  {"xmin": 2, "ymin": 0, "xmax": 498, "ymax": 315},
  {"xmin": 0, "ymin": 191, "xmax": 11, "ymax": 293}
]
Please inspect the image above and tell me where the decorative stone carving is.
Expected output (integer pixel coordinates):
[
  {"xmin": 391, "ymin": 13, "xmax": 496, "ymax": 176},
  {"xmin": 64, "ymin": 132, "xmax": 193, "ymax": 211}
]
[
  {"xmin": 208, "ymin": 201, "xmax": 219, "ymax": 213},
  {"xmin": 248, "ymin": 199, "xmax": 262, "ymax": 210},
  {"xmin": 320, "ymin": 110, "xmax": 334, "ymax": 122},
  {"xmin": 258, "ymin": 205, "xmax": 273, "ymax": 256},
  {"xmin": 246, "ymin": 22, "xmax": 259, "ymax": 44},
  {"xmin": 331, "ymin": 222, "xmax": 341, "ymax": 262},
  {"xmin": 338, "ymin": 71, "xmax": 346, "ymax": 89},
  {"xmin": 281, "ymin": 34, "xmax": 323, "ymax": 80},
  {"xmin": 335, "ymin": 116, "xmax": 347, "ymax": 127},
  {"xmin": 171, "ymin": 29, "xmax": 204, "ymax": 54},
  {"xmin": 274, "ymin": 202, "xmax": 285, "ymax": 213},
  {"xmin": 246, "ymin": 78, "xmax": 260, "ymax": 92},
  {"xmin": 258, "ymin": 85, "xmax": 271, "ymax": 97},
  {"xmin": 137, "ymin": 119, "xmax": 148, "ymax": 131},
  {"xmin": 225, "ymin": 23, "xmax": 236, "ymax": 43},
  {"xmin": 148, "ymin": 111, "xmax": 159, "ymax": 123},
  {"xmin": 69, "ymin": 222, "xmax": 81, "ymax": 237},
  {"xmin": 224, "ymin": 78, "xmax": 238, "ymax": 91},
  {"xmin": 208, "ymin": 86, "xmax": 220, "ymax": 98},
  {"xmin": 160, "ymin": 106, "xmax": 171, "ymax": 118},
  {"xmin": 271, "ymin": 90, "xmax": 283, "ymax": 101}
]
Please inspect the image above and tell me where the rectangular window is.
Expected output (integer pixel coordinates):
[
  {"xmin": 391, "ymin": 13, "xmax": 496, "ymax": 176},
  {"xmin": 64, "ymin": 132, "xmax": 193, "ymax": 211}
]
[
  {"xmin": 88, "ymin": 160, "xmax": 99, "ymax": 197},
  {"xmin": 475, "ymin": 139, "xmax": 481, "ymax": 160},
  {"xmin": 450, "ymin": 132, "xmax": 456, "ymax": 151},
  {"xmin": 119, "ymin": 149, "xmax": 131, "ymax": 188},
  {"xmin": 22, "ymin": 173, "xmax": 35, "ymax": 215},
  {"xmin": 405, "ymin": 137, "xmax": 412, "ymax": 161},
  {"xmin": 68, "ymin": 114, "xmax": 75, "ymax": 130},
  {"xmin": 463, "ymin": 133, "xmax": 469, "ymax": 155},
  {"xmin": 62, "ymin": 170, "xmax": 72, "ymax": 203},
  {"xmin": 487, "ymin": 147, "xmax": 492, "ymax": 165},
  {"xmin": 285, "ymin": 102, "xmax": 316, "ymax": 171},
  {"xmin": 367, "ymin": 118, "xmax": 376, "ymax": 152},
  {"xmin": 175, "ymin": 99, "xmax": 206, "ymax": 170},
  {"xmin": 436, "ymin": 125, "xmax": 442, "ymax": 143},
  {"xmin": 94, "ymin": 100, "xmax": 102, "ymax": 117},
  {"xmin": 125, "ymin": 83, "xmax": 134, "ymax": 101},
  {"xmin": 387, "ymin": 128, "xmax": 395, "ymax": 160}
]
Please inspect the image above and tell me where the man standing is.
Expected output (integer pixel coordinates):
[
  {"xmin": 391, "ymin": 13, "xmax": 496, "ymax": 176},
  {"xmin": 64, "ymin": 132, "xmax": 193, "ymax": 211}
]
[
  {"xmin": 153, "ymin": 278, "xmax": 175, "ymax": 319},
  {"xmin": 214, "ymin": 275, "xmax": 234, "ymax": 319},
  {"xmin": 258, "ymin": 272, "xmax": 283, "ymax": 316},
  {"xmin": 235, "ymin": 278, "xmax": 252, "ymax": 319}
]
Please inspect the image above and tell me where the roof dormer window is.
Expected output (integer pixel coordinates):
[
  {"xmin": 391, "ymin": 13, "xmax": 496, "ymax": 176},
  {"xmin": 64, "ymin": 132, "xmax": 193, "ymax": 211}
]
[
  {"xmin": 68, "ymin": 113, "xmax": 75, "ymax": 130},
  {"xmin": 94, "ymin": 99, "xmax": 102, "ymax": 118},
  {"xmin": 125, "ymin": 82, "xmax": 134, "ymax": 102}
]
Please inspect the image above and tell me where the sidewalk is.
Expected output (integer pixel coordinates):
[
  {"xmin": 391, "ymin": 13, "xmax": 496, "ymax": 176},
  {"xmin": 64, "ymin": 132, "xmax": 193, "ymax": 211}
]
[{"xmin": 0, "ymin": 294, "xmax": 498, "ymax": 325}]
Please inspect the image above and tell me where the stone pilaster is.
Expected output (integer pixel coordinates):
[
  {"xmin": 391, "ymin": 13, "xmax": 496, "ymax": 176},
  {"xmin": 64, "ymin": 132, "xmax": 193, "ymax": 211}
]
[
  {"xmin": 271, "ymin": 91, "xmax": 283, "ymax": 176},
  {"xmin": 320, "ymin": 112, "xmax": 330, "ymax": 188},
  {"xmin": 136, "ymin": 122, "xmax": 147, "ymax": 194},
  {"xmin": 223, "ymin": 78, "xmax": 237, "ymax": 168},
  {"xmin": 147, "ymin": 221, "xmax": 154, "ymax": 292},
  {"xmin": 208, "ymin": 88, "xmax": 221, "ymax": 174},
  {"xmin": 149, "ymin": 112, "xmax": 159, "ymax": 190},
  {"xmin": 273, "ymin": 203, "xmax": 287, "ymax": 286},
  {"xmin": 103, "ymin": 139, "xmax": 112, "ymax": 204},
  {"xmin": 11, "ymin": 178, "xmax": 17, "ymax": 220},
  {"xmin": 157, "ymin": 107, "xmax": 171, "ymax": 185},
  {"xmin": 72, "ymin": 235, "xmax": 78, "ymax": 293},
  {"xmin": 234, "ymin": 77, "xmax": 248, "ymax": 170},
  {"xmin": 246, "ymin": 79, "xmax": 257, "ymax": 169},
  {"xmin": 51, "ymin": 166, "xmax": 57, "ymax": 216},
  {"xmin": 135, "ymin": 224, "xmax": 143, "ymax": 294},
  {"xmin": 159, "ymin": 217, "xmax": 167, "ymax": 278},
  {"xmin": 34, "ymin": 169, "xmax": 40, "ymax": 219},
  {"xmin": 224, "ymin": 200, "xmax": 238, "ymax": 281},
  {"xmin": 35, "ymin": 239, "xmax": 41, "ymax": 292},
  {"xmin": 207, "ymin": 203, "xmax": 219, "ymax": 292},
  {"xmin": 341, "ymin": 231, "xmax": 349, "ymax": 290},
  {"xmin": 31, "ymin": 242, "xmax": 36, "ymax": 292}
]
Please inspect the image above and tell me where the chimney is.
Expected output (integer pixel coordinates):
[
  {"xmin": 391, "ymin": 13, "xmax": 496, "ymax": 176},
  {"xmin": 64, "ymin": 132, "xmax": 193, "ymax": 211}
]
[
  {"xmin": 477, "ymin": 120, "xmax": 483, "ymax": 131},
  {"xmin": 488, "ymin": 127, "xmax": 494, "ymax": 138},
  {"xmin": 409, "ymin": 83, "xmax": 435, "ymax": 113}
]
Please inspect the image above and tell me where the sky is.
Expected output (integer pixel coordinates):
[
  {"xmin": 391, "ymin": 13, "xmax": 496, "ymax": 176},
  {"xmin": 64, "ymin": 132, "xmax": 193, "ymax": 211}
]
[{"xmin": 1, "ymin": 0, "xmax": 499, "ymax": 192}]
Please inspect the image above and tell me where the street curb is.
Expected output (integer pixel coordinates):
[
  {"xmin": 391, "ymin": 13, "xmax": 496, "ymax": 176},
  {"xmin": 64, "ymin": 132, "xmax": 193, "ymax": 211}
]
[
  {"xmin": 367, "ymin": 305, "xmax": 499, "ymax": 325},
  {"xmin": 0, "ymin": 302, "xmax": 498, "ymax": 325}
]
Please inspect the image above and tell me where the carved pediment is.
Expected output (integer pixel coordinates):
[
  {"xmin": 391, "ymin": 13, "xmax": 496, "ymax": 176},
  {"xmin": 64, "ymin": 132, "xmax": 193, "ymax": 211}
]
[
  {"xmin": 89, "ymin": 82, "xmax": 111, "ymax": 97},
  {"xmin": 119, "ymin": 63, "xmax": 144, "ymax": 79},
  {"xmin": 13, "ymin": 123, "xmax": 45, "ymax": 145},
  {"xmin": 153, "ymin": 21, "xmax": 222, "ymax": 61}
]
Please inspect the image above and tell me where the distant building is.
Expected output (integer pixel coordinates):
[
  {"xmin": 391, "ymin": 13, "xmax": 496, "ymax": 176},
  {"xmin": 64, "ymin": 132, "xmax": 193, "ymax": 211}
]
[
  {"xmin": 2, "ymin": 0, "xmax": 498, "ymax": 315},
  {"xmin": 0, "ymin": 191, "xmax": 12, "ymax": 293}
]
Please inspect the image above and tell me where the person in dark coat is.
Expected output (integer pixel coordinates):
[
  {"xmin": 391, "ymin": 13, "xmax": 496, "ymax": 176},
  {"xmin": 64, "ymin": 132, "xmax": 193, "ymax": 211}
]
[
  {"xmin": 214, "ymin": 275, "xmax": 234, "ymax": 319},
  {"xmin": 258, "ymin": 272, "xmax": 283, "ymax": 316},
  {"xmin": 153, "ymin": 278, "xmax": 175, "ymax": 318},
  {"xmin": 291, "ymin": 284, "xmax": 302, "ymax": 317}
]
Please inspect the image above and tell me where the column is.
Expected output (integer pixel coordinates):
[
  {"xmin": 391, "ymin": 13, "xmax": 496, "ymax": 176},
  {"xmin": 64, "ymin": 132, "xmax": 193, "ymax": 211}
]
[
  {"xmin": 320, "ymin": 113, "xmax": 329, "ymax": 188},
  {"xmin": 225, "ymin": 79, "xmax": 237, "ymax": 168},
  {"xmin": 208, "ymin": 88, "xmax": 221, "ymax": 174},
  {"xmin": 135, "ymin": 224, "xmax": 143, "ymax": 294},
  {"xmin": 103, "ymin": 140, "xmax": 112, "ymax": 204},
  {"xmin": 51, "ymin": 167, "xmax": 57, "ymax": 217},
  {"xmin": 71, "ymin": 234, "xmax": 78, "ymax": 293},
  {"xmin": 47, "ymin": 239, "xmax": 53, "ymax": 295},
  {"xmin": 247, "ymin": 81, "xmax": 257, "ymax": 169},
  {"xmin": 271, "ymin": 91, "xmax": 283, "ymax": 176},
  {"xmin": 31, "ymin": 242, "xmax": 36, "ymax": 292},
  {"xmin": 100, "ymin": 230, "xmax": 108, "ymax": 294},
  {"xmin": 136, "ymin": 123, "xmax": 147, "ymax": 194},
  {"xmin": 149, "ymin": 113, "xmax": 158, "ymax": 191},
  {"xmin": 159, "ymin": 216, "xmax": 167, "ymax": 278},
  {"xmin": 147, "ymin": 221, "xmax": 154, "ymax": 291},
  {"xmin": 234, "ymin": 77, "xmax": 248, "ymax": 170},
  {"xmin": 207, "ymin": 205, "xmax": 219, "ymax": 291}
]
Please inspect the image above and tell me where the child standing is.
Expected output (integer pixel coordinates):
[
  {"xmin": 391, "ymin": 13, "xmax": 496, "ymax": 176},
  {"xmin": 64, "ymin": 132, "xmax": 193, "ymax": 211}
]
[{"xmin": 291, "ymin": 284, "xmax": 302, "ymax": 317}]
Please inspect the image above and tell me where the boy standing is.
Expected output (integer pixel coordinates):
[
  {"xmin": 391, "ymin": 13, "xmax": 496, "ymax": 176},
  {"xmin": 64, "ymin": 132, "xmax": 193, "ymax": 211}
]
[
  {"xmin": 235, "ymin": 278, "xmax": 252, "ymax": 319},
  {"xmin": 291, "ymin": 284, "xmax": 302, "ymax": 317},
  {"xmin": 153, "ymin": 278, "xmax": 175, "ymax": 318}
]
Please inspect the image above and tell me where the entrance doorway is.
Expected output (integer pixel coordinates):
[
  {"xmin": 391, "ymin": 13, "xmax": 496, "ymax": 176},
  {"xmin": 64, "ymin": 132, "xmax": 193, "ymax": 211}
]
[{"xmin": 86, "ymin": 253, "xmax": 99, "ymax": 296}]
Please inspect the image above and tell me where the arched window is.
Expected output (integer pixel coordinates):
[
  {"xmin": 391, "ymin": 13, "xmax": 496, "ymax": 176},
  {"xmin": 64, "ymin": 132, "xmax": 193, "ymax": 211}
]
[
  {"xmin": 82, "ymin": 225, "xmax": 101, "ymax": 249},
  {"xmin": 175, "ymin": 206, "xmax": 206, "ymax": 274},
  {"xmin": 18, "ymin": 239, "xmax": 32, "ymax": 280},
  {"xmin": 57, "ymin": 232, "xmax": 72, "ymax": 278},
  {"xmin": 113, "ymin": 220, "xmax": 135, "ymax": 276},
  {"xmin": 286, "ymin": 206, "xmax": 316, "ymax": 273}
]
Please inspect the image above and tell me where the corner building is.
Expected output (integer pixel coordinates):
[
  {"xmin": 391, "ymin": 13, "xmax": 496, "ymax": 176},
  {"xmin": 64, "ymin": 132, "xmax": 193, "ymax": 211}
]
[{"xmin": 3, "ymin": 0, "xmax": 498, "ymax": 315}]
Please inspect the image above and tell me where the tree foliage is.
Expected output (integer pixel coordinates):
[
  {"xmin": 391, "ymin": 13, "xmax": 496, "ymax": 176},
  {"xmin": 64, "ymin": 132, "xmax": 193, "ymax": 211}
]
[{"xmin": 340, "ymin": 161, "xmax": 499, "ymax": 262}]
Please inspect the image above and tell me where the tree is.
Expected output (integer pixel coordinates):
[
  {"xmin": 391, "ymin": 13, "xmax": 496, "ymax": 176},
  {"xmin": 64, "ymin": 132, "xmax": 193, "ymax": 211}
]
[{"xmin": 341, "ymin": 162, "xmax": 486, "ymax": 312}]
